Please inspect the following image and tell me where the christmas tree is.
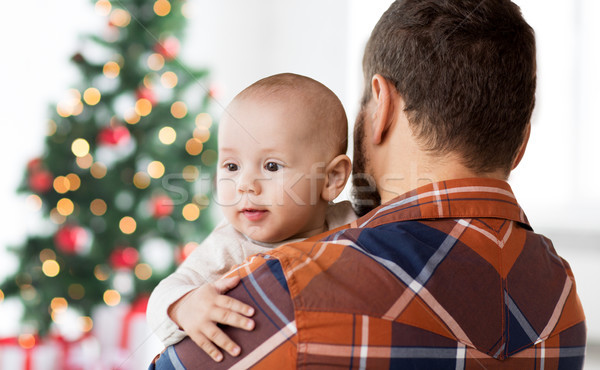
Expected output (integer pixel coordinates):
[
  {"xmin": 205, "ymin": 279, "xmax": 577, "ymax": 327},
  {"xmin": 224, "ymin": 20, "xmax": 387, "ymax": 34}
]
[{"xmin": 0, "ymin": 0, "xmax": 217, "ymax": 336}]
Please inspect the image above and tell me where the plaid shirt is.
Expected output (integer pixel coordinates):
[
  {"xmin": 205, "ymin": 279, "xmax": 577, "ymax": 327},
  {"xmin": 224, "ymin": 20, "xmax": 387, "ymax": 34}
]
[{"xmin": 150, "ymin": 178, "xmax": 586, "ymax": 369}]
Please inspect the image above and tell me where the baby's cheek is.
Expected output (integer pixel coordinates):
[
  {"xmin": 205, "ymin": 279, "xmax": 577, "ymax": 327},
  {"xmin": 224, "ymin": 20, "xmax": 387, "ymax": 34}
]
[
  {"xmin": 286, "ymin": 177, "xmax": 320, "ymax": 207},
  {"xmin": 216, "ymin": 177, "xmax": 240, "ymax": 207}
]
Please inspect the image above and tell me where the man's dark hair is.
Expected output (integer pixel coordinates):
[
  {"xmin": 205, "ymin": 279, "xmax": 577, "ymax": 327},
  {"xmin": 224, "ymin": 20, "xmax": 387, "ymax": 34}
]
[{"xmin": 363, "ymin": 0, "xmax": 536, "ymax": 175}]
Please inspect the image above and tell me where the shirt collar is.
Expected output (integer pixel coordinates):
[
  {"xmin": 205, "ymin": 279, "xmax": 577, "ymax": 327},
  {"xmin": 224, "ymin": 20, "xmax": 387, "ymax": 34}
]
[{"xmin": 357, "ymin": 177, "xmax": 531, "ymax": 230}]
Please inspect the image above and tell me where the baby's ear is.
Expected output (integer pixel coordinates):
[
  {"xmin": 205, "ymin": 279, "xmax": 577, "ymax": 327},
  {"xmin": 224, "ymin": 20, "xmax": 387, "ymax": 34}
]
[{"xmin": 321, "ymin": 155, "xmax": 352, "ymax": 202}]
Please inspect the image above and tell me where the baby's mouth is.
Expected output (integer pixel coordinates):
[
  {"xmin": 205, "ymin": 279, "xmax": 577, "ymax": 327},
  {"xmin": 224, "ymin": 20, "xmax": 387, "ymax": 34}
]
[{"xmin": 242, "ymin": 208, "xmax": 268, "ymax": 221}]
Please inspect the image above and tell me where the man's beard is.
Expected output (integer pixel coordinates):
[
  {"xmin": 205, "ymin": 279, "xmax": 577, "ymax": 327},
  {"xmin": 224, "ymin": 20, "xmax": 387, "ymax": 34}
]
[{"xmin": 351, "ymin": 107, "xmax": 381, "ymax": 217}]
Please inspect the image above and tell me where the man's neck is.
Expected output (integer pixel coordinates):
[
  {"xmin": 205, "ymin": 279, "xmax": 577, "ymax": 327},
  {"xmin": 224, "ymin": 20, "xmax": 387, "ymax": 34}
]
[
  {"xmin": 375, "ymin": 155, "xmax": 507, "ymax": 204},
  {"xmin": 364, "ymin": 93, "xmax": 510, "ymax": 205}
]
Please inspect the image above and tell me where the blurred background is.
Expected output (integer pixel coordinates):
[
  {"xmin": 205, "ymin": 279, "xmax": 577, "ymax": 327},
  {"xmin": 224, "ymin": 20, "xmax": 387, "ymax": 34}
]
[{"xmin": 0, "ymin": 0, "xmax": 598, "ymax": 368}]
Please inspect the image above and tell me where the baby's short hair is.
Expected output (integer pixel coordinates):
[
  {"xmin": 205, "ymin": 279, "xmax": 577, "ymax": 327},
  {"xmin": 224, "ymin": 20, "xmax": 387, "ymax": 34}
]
[{"xmin": 235, "ymin": 73, "xmax": 348, "ymax": 157}]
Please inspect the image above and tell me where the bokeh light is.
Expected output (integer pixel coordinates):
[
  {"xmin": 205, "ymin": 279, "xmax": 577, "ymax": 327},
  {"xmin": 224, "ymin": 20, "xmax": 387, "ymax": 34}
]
[
  {"xmin": 68, "ymin": 89, "xmax": 81, "ymax": 101},
  {"xmin": 66, "ymin": 173, "xmax": 81, "ymax": 191},
  {"xmin": 83, "ymin": 87, "xmax": 101, "ymax": 105},
  {"xmin": 47, "ymin": 120, "xmax": 57, "ymax": 136},
  {"xmin": 26, "ymin": 194, "xmax": 43, "ymax": 211},
  {"xmin": 50, "ymin": 297, "xmax": 68, "ymax": 314},
  {"xmin": 119, "ymin": 216, "xmax": 137, "ymax": 234},
  {"xmin": 53, "ymin": 176, "xmax": 70, "ymax": 194},
  {"xmin": 56, "ymin": 89, "xmax": 83, "ymax": 117},
  {"xmin": 171, "ymin": 101, "xmax": 187, "ymax": 118},
  {"xmin": 147, "ymin": 53, "xmax": 165, "ymax": 71},
  {"xmin": 124, "ymin": 108, "xmax": 141, "ymax": 124},
  {"xmin": 110, "ymin": 8, "xmax": 131, "ymax": 27},
  {"xmin": 56, "ymin": 103, "xmax": 71, "ymax": 118},
  {"xmin": 0, "ymin": 289, "xmax": 4, "ymax": 303},
  {"xmin": 72, "ymin": 102, "xmax": 84, "ymax": 116},
  {"xmin": 20, "ymin": 285, "xmax": 37, "ymax": 301},
  {"xmin": 133, "ymin": 172, "xmax": 151, "ymax": 189},
  {"xmin": 42, "ymin": 260, "xmax": 60, "ymax": 277},
  {"xmin": 94, "ymin": 265, "xmax": 110, "ymax": 281},
  {"xmin": 57, "ymin": 198, "xmax": 75, "ymax": 216},
  {"xmin": 195, "ymin": 113, "xmax": 213, "ymax": 128},
  {"xmin": 80, "ymin": 316, "xmax": 94, "ymax": 332},
  {"xmin": 182, "ymin": 203, "xmax": 200, "ymax": 221},
  {"xmin": 134, "ymin": 263, "xmax": 152, "ymax": 280},
  {"xmin": 181, "ymin": 2, "xmax": 191, "ymax": 18},
  {"xmin": 143, "ymin": 74, "xmax": 155, "ymax": 89},
  {"xmin": 193, "ymin": 194, "xmax": 210, "ymax": 209},
  {"xmin": 193, "ymin": 126, "xmax": 211, "ymax": 143},
  {"xmin": 90, "ymin": 199, "xmax": 107, "ymax": 216},
  {"xmin": 49, "ymin": 208, "xmax": 67, "ymax": 225},
  {"xmin": 185, "ymin": 138, "xmax": 203, "ymax": 156},
  {"xmin": 160, "ymin": 71, "xmax": 178, "ymax": 88},
  {"xmin": 135, "ymin": 98, "xmax": 153, "ymax": 116},
  {"xmin": 103, "ymin": 61, "xmax": 120, "ymax": 79},
  {"xmin": 71, "ymin": 138, "xmax": 90, "ymax": 157},
  {"xmin": 95, "ymin": 0, "xmax": 112, "ymax": 16},
  {"xmin": 18, "ymin": 334, "xmax": 36, "ymax": 349},
  {"xmin": 68, "ymin": 284, "xmax": 85, "ymax": 300},
  {"xmin": 158, "ymin": 126, "xmax": 176, "ymax": 145},
  {"xmin": 90, "ymin": 162, "xmax": 107, "ymax": 179},
  {"xmin": 76, "ymin": 153, "xmax": 94, "ymax": 169},
  {"xmin": 39, "ymin": 249, "xmax": 56, "ymax": 262},
  {"xmin": 147, "ymin": 161, "xmax": 165, "ymax": 178},
  {"xmin": 103, "ymin": 289, "xmax": 121, "ymax": 306},
  {"xmin": 182, "ymin": 165, "xmax": 199, "ymax": 182},
  {"xmin": 154, "ymin": 0, "xmax": 171, "ymax": 16}
]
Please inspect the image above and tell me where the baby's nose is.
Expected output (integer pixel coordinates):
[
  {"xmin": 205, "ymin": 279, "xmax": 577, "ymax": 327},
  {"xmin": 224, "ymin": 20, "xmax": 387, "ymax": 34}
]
[{"xmin": 237, "ymin": 171, "xmax": 261, "ymax": 194}]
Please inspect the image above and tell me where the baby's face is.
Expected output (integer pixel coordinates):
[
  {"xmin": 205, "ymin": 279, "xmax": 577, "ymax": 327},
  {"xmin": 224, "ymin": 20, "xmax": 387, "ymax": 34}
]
[{"xmin": 217, "ymin": 97, "xmax": 329, "ymax": 243}]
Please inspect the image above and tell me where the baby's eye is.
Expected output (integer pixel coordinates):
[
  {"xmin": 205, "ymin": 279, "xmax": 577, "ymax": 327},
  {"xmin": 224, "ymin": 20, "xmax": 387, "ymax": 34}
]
[
  {"xmin": 225, "ymin": 163, "xmax": 239, "ymax": 172},
  {"xmin": 265, "ymin": 162, "xmax": 282, "ymax": 172}
]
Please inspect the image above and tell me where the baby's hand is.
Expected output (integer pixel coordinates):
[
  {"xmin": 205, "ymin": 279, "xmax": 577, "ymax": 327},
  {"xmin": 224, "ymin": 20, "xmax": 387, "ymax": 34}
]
[{"xmin": 168, "ymin": 276, "xmax": 255, "ymax": 362}]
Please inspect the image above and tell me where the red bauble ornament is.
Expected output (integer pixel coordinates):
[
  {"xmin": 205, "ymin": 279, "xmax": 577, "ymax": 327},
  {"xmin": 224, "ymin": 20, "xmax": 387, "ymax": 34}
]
[
  {"xmin": 98, "ymin": 126, "xmax": 131, "ymax": 146},
  {"xmin": 28, "ymin": 170, "xmax": 54, "ymax": 193},
  {"xmin": 154, "ymin": 37, "xmax": 180, "ymax": 60},
  {"xmin": 110, "ymin": 247, "xmax": 139, "ymax": 270},
  {"xmin": 136, "ymin": 87, "xmax": 157, "ymax": 106},
  {"xmin": 54, "ymin": 225, "xmax": 88, "ymax": 254},
  {"xmin": 150, "ymin": 194, "xmax": 174, "ymax": 219},
  {"xmin": 27, "ymin": 158, "xmax": 43, "ymax": 172}
]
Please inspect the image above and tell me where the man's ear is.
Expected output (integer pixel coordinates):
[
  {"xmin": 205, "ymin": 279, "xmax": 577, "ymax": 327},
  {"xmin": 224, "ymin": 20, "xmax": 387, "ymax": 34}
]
[
  {"xmin": 321, "ymin": 154, "xmax": 352, "ymax": 202},
  {"xmin": 370, "ymin": 74, "xmax": 396, "ymax": 145},
  {"xmin": 512, "ymin": 123, "xmax": 531, "ymax": 170}
]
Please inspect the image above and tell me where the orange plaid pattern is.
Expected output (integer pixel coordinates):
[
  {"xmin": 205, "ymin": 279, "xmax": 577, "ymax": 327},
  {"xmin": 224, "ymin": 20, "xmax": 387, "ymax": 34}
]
[{"xmin": 151, "ymin": 178, "xmax": 586, "ymax": 369}]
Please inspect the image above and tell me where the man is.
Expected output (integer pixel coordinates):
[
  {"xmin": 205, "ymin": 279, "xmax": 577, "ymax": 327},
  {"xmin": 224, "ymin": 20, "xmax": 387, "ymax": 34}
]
[{"xmin": 151, "ymin": 0, "xmax": 586, "ymax": 368}]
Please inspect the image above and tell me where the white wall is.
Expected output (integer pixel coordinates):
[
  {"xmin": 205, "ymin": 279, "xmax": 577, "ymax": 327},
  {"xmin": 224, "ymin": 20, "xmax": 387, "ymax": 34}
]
[{"xmin": 183, "ymin": 0, "xmax": 350, "ymax": 115}]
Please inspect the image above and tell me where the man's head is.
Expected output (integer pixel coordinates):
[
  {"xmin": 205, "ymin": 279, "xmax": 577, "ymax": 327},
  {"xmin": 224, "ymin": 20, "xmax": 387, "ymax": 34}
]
[
  {"xmin": 353, "ymin": 0, "xmax": 536, "ymax": 213},
  {"xmin": 217, "ymin": 73, "xmax": 351, "ymax": 243}
]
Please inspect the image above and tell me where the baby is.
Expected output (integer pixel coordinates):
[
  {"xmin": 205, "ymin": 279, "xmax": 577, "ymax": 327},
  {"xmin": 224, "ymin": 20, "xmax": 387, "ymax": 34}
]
[{"xmin": 146, "ymin": 73, "xmax": 356, "ymax": 362}]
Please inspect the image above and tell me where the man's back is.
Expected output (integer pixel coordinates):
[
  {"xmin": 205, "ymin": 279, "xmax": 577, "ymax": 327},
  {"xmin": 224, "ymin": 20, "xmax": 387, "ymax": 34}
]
[{"xmin": 151, "ymin": 179, "xmax": 586, "ymax": 369}]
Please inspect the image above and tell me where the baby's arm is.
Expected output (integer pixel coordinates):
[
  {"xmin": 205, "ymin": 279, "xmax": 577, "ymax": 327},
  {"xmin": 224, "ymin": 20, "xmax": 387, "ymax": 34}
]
[{"xmin": 146, "ymin": 220, "xmax": 272, "ymax": 358}]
